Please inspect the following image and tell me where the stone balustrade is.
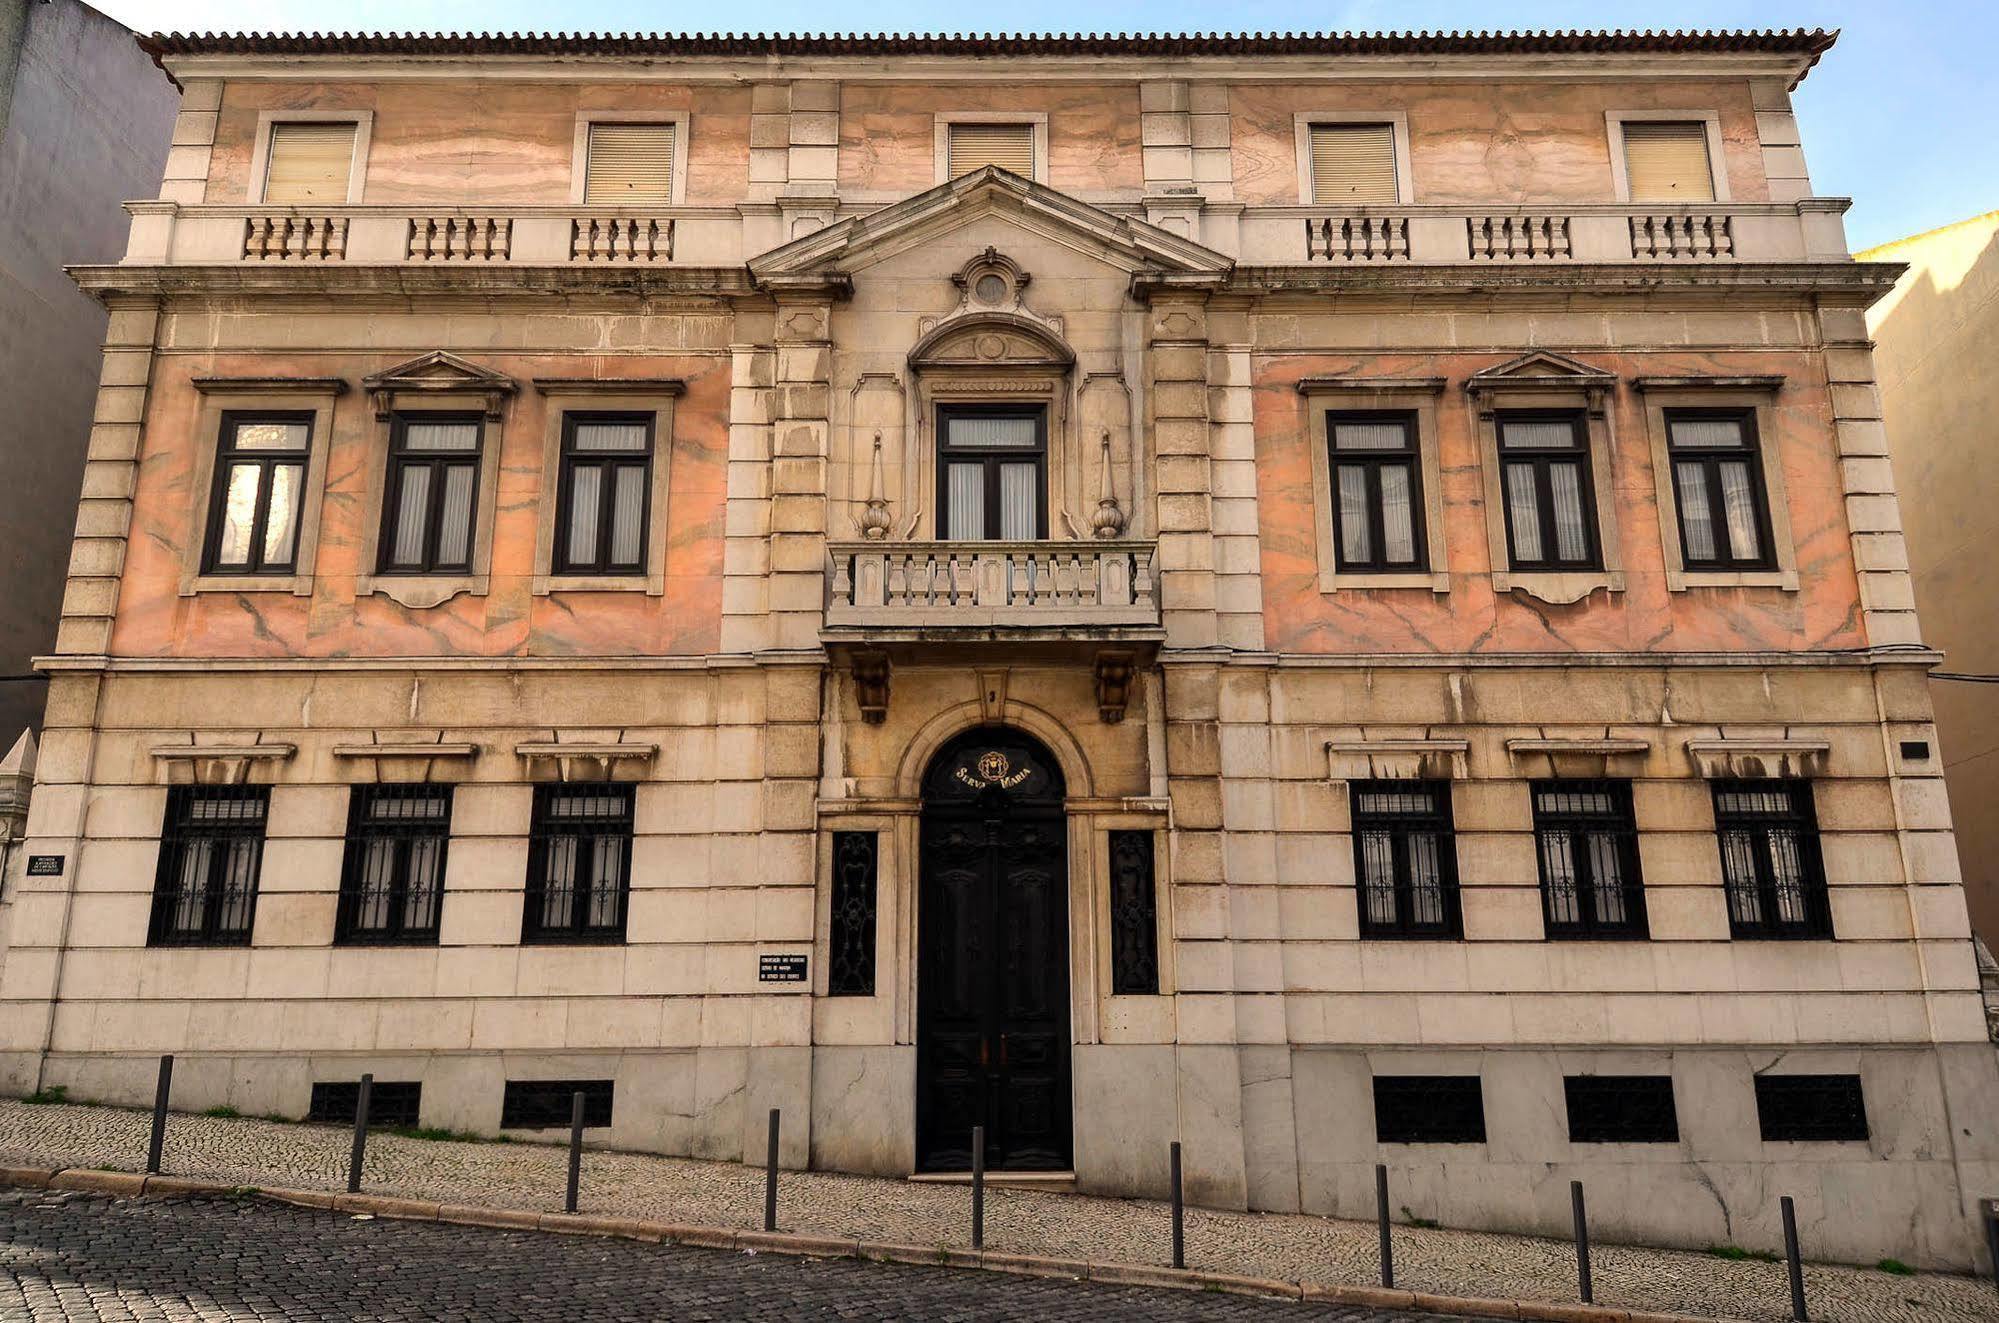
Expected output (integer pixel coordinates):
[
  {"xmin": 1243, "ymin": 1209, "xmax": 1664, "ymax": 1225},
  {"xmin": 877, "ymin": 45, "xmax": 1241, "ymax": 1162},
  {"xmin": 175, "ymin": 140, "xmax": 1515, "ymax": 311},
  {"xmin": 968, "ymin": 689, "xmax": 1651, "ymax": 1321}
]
[
  {"xmin": 825, "ymin": 540, "xmax": 1161, "ymax": 632},
  {"xmin": 406, "ymin": 215, "xmax": 512, "ymax": 261},
  {"xmin": 241, "ymin": 215, "xmax": 348, "ymax": 261},
  {"xmin": 135, "ymin": 206, "xmax": 728, "ymax": 265}
]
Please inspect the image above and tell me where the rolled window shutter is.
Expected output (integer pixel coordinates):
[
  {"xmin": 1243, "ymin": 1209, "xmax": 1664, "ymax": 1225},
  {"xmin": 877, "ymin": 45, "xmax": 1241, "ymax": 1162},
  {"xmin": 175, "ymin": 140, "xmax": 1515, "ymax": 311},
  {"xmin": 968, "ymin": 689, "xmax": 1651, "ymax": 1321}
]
[
  {"xmin": 585, "ymin": 123, "xmax": 676, "ymax": 204},
  {"xmin": 263, "ymin": 122, "xmax": 356, "ymax": 204},
  {"xmin": 1310, "ymin": 123, "xmax": 1399, "ymax": 205},
  {"xmin": 1622, "ymin": 121, "xmax": 1715, "ymax": 203},
  {"xmin": 948, "ymin": 123, "xmax": 1035, "ymax": 178}
]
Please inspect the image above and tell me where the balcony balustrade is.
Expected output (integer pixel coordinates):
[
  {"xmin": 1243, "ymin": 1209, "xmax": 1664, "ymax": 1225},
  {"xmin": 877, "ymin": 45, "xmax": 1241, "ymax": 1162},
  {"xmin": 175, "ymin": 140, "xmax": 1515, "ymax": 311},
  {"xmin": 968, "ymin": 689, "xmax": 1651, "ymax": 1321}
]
[{"xmin": 825, "ymin": 540, "xmax": 1161, "ymax": 634}]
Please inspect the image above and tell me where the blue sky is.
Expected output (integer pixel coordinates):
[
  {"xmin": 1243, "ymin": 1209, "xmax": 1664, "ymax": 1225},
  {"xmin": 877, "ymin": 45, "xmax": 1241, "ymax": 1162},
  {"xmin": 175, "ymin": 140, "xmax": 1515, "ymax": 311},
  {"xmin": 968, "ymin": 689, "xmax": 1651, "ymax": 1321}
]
[{"xmin": 93, "ymin": 0, "xmax": 1997, "ymax": 249}]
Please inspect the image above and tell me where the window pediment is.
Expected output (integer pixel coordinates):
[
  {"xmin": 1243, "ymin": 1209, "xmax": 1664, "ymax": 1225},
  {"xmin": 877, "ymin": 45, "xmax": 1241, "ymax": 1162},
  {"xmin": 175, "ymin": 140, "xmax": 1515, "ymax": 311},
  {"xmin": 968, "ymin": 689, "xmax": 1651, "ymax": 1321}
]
[
  {"xmin": 1465, "ymin": 351, "xmax": 1617, "ymax": 415},
  {"xmin": 909, "ymin": 314, "xmax": 1075, "ymax": 372},
  {"xmin": 363, "ymin": 351, "xmax": 517, "ymax": 419}
]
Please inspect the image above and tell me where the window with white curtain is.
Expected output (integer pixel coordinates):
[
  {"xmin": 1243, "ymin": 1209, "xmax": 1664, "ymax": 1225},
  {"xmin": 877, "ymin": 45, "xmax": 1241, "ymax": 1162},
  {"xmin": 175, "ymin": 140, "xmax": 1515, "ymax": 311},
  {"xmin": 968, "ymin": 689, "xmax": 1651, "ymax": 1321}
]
[
  {"xmin": 379, "ymin": 414, "xmax": 482, "ymax": 574},
  {"xmin": 1327, "ymin": 412, "xmax": 1426, "ymax": 572},
  {"xmin": 554, "ymin": 414, "xmax": 653, "ymax": 574},
  {"xmin": 936, "ymin": 406, "xmax": 1045, "ymax": 540},
  {"xmin": 1496, "ymin": 412, "xmax": 1600, "ymax": 571},
  {"xmin": 1666, "ymin": 411, "xmax": 1774, "ymax": 571},
  {"xmin": 203, "ymin": 414, "xmax": 312, "ymax": 575}
]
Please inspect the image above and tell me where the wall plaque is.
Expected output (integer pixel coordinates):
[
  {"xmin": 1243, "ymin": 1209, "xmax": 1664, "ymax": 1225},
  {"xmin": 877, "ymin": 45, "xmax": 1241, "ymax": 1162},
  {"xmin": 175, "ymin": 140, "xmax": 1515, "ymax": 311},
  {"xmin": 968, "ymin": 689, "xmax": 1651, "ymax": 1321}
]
[
  {"xmin": 25, "ymin": 855, "xmax": 63, "ymax": 877},
  {"xmin": 759, "ymin": 954, "xmax": 808, "ymax": 983}
]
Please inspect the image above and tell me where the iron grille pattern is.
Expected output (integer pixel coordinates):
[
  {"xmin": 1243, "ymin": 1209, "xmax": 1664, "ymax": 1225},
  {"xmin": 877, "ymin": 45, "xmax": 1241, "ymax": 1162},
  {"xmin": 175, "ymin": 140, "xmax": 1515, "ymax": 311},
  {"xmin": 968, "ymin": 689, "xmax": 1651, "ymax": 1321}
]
[
  {"xmin": 1564, "ymin": 1075, "xmax": 1679, "ymax": 1143},
  {"xmin": 149, "ymin": 785, "xmax": 269, "ymax": 946},
  {"xmin": 1372, "ymin": 1075, "xmax": 1486, "ymax": 1144},
  {"xmin": 308, "ymin": 1081, "xmax": 422, "ymax": 1127},
  {"xmin": 1351, "ymin": 780, "xmax": 1461, "ymax": 938},
  {"xmin": 828, "ymin": 831, "xmax": 878, "ymax": 997},
  {"xmin": 501, "ymin": 1079, "xmax": 614, "ymax": 1129},
  {"xmin": 1531, "ymin": 780, "xmax": 1647, "ymax": 939},
  {"xmin": 337, "ymin": 784, "xmax": 452, "ymax": 944},
  {"xmin": 1755, "ymin": 1074, "xmax": 1869, "ymax": 1142},
  {"xmin": 1712, "ymin": 779, "xmax": 1831, "ymax": 939},
  {"xmin": 1108, "ymin": 830, "xmax": 1160, "ymax": 995},
  {"xmin": 523, "ymin": 783, "xmax": 633, "ymax": 943}
]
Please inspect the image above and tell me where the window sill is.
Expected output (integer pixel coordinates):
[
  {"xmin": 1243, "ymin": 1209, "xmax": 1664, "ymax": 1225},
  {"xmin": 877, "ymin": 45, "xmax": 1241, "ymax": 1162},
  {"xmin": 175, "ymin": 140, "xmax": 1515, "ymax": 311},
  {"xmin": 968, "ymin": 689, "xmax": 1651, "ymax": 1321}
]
[
  {"xmin": 1667, "ymin": 569, "xmax": 1799, "ymax": 593},
  {"xmin": 1320, "ymin": 570, "xmax": 1451, "ymax": 594},
  {"xmin": 1494, "ymin": 570, "xmax": 1625, "ymax": 604},
  {"xmin": 531, "ymin": 574, "xmax": 660, "ymax": 597},
  {"xmin": 355, "ymin": 574, "xmax": 489, "ymax": 609},
  {"xmin": 521, "ymin": 932, "xmax": 629, "ymax": 946},
  {"xmin": 332, "ymin": 935, "xmax": 442, "ymax": 948},
  {"xmin": 181, "ymin": 574, "xmax": 312, "ymax": 598}
]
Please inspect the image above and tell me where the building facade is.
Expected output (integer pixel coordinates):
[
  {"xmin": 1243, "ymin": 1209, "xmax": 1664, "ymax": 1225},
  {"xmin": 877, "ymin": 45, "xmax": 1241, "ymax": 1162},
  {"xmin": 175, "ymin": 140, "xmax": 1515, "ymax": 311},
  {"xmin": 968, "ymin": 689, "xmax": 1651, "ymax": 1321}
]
[
  {"xmin": 1860, "ymin": 211, "xmax": 1999, "ymax": 948},
  {"xmin": 0, "ymin": 0, "xmax": 178, "ymax": 742},
  {"xmin": 3, "ymin": 28, "xmax": 1995, "ymax": 1269}
]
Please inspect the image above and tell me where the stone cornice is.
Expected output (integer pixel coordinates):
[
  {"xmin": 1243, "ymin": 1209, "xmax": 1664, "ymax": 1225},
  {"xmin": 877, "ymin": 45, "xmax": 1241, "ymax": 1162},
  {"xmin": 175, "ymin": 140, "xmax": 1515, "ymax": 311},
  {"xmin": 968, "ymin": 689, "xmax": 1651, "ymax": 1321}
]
[
  {"xmin": 68, "ymin": 263, "xmax": 757, "ymax": 305},
  {"xmin": 1226, "ymin": 262, "xmax": 1905, "ymax": 298}
]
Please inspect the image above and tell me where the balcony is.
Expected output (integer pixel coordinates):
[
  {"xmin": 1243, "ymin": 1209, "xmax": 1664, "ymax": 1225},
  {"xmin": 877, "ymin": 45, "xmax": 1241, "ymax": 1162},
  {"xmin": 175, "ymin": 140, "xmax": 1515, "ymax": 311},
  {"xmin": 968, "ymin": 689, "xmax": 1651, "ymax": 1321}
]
[{"xmin": 826, "ymin": 540, "xmax": 1160, "ymax": 635}]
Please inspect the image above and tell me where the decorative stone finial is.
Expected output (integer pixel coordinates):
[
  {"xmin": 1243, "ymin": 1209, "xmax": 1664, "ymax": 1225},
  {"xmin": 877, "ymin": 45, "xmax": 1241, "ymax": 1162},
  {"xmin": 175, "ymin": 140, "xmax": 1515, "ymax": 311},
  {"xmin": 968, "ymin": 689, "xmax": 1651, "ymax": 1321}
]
[
  {"xmin": 1090, "ymin": 431, "xmax": 1125, "ymax": 539},
  {"xmin": 859, "ymin": 431, "xmax": 893, "ymax": 540}
]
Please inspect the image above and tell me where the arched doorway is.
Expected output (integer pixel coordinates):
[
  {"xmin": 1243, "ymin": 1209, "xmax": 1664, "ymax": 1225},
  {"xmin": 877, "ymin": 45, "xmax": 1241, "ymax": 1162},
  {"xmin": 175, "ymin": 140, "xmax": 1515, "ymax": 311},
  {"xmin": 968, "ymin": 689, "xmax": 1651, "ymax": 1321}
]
[{"xmin": 916, "ymin": 725, "xmax": 1072, "ymax": 1172}]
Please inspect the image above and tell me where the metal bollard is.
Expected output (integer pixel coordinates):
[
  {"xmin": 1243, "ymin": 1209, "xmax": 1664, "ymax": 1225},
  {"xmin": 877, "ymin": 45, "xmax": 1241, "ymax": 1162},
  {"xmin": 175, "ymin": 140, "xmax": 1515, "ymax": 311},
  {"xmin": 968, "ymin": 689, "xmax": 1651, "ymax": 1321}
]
[
  {"xmin": 1168, "ymin": 1140, "xmax": 1185, "ymax": 1270},
  {"xmin": 1781, "ymin": 1195, "xmax": 1808, "ymax": 1321},
  {"xmin": 1571, "ymin": 1179, "xmax": 1593, "ymax": 1304},
  {"xmin": 346, "ymin": 1073, "xmax": 373, "ymax": 1195},
  {"xmin": 564, "ymin": 1091, "xmax": 585, "ymax": 1214},
  {"xmin": 763, "ymin": 1108, "xmax": 780, "ymax": 1233},
  {"xmin": 970, "ymin": 1124, "xmax": 986, "ymax": 1250},
  {"xmin": 1984, "ymin": 1199, "xmax": 1999, "ymax": 1296},
  {"xmin": 1375, "ymin": 1163, "xmax": 1394, "ymax": 1289},
  {"xmin": 145, "ymin": 1055, "xmax": 174, "ymax": 1176}
]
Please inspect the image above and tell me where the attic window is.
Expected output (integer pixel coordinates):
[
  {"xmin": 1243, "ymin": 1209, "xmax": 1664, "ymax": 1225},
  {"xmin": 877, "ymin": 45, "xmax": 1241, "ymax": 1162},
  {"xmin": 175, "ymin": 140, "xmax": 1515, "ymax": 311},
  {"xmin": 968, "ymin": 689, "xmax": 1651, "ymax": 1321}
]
[
  {"xmin": 1310, "ymin": 123, "xmax": 1399, "ymax": 205},
  {"xmin": 948, "ymin": 123, "xmax": 1035, "ymax": 178},
  {"xmin": 1621, "ymin": 121, "xmax": 1716, "ymax": 203},
  {"xmin": 585, "ymin": 123, "xmax": 676, "ymax": 204},
  {"xmin": 263, "ymin": 122, "xmax": 357, "ymax": 204}
]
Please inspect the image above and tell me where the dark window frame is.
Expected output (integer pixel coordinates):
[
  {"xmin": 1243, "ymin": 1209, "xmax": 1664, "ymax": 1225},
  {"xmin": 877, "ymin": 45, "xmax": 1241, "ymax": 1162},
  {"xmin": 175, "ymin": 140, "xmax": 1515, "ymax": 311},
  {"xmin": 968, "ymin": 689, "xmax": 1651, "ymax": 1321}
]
[
  {"xmin": 935, "ymin": 402, "xmax": 1049, "ymax": 541},
  {"xmin": 1713, "ymin": 778, "xmax": 1832, "ymax": 940},
  {"xmin": 148, "ymin": 785, "xmax": 269, "ymax": 947},
  {"xmin": 335, "ymin": 784, "xmax": 453, "ymax": 946},
  {"xmin": 377, "ymin": 411, "xmax": 484, "ymax": 575},
  {"xmin": 501, "ymin": 1079, "xmax": 615, "ymax": 1129},
  {"xmin": 1531, "ymin": 779, "xmax": 1649, "ymax": 940},
  {"xmin": 201, "ymin": 412, "xmax": 313, "ymax": 575},
  {"xmin": 1754, "ymin": 1074, "xmax": 1869, "ymax": 1142},
  {"xmin": 1108, "ymin": 829, "xmax": 1161, "ymax": 995},
  {"xmin": 1665, "ymin": 407, "xmax": 1778, "ymax": 572},
  {"xmin": 1496, "ymin": 410, "xmax": 1602, "ymax": 572},
  {"xmin": 522, "ymin": 782, "xmax": 634, "ymax": 944},
  {"xmin": 1373, "ymin": 1075, "xmax": 1487, "ymax": 1144},
  {"xmin": 1351, "ymin": 779, "xmax": 1462, "ymax": 939},
  {"xmin": 827, "ymin": 830, "xmax": 878, "ymax": 997},
  {"xmin": 1326, "ymin": 410, "xmax": 1428, "ymax": 573},
  {"xmin": 1564, "ymin": 1075, "xmax": 1680, "ymax": 1143},
  {"xmin": 552, "ymin": 411, "xmax": 655, "ymax": 575}
]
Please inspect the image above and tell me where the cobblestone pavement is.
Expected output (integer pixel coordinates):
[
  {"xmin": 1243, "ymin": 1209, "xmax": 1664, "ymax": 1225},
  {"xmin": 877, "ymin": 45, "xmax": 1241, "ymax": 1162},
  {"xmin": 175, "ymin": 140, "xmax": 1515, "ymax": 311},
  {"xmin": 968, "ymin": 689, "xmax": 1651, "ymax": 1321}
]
[
  {"xmin": 0, "ymin": 1189, "xmax": 1467, "ymax": 1322},
  {"xmin": 2, "ymin": 1100, "xmax": 1993, "ymax": 1323}
]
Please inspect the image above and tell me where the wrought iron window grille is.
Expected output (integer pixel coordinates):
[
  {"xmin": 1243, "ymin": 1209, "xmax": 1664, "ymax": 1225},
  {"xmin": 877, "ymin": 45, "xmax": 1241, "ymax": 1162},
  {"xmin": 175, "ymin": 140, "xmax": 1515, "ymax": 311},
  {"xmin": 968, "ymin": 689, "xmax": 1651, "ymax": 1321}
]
[
  {"xmin": 308, "ymin": 1081, "xmax": 422, "ymax": 1127},
  {"xmin": 336, "ymin": 784, "xmax": 452, "ymax": 945},
  {"xmin": 828, "ymin": 831, "xmax": 878, "ymax": 997},
  {"xmin": 502, "ymin": 1079, "xmax": 614, "ymax": 1129},
  {"xmin": 148, "ymin": 785, "xmax": 269, "ymax": 947},
  {"xmin": 1108, "ymin": 830, "xmax": 1161, "ymax": 995},
  {"xmin": 1351, "ymin": 780, "xmax": 1462, "ymax": 938},
  {"xmin": 523, "ymin": 783, "xmax": 634, "ymax": 944},
  {"xmin": 1372, "ymin": 1075, "xmax": 1487, "ymax": 1144},
  {"xmin": 1712, "ymin": 778, "xmax": 1831, "ymax": 939},
  {"xmin": 1564, "ymin": 1075, "xmax": 1680, "ymax": 1143},
  {"xmin": 1531, "ymin": 779, "xmax": 1648, "ymax": 940},
  {"xmin": 1754, "ymin": 1074, "xmax": 1869, "ymax": 1142}
]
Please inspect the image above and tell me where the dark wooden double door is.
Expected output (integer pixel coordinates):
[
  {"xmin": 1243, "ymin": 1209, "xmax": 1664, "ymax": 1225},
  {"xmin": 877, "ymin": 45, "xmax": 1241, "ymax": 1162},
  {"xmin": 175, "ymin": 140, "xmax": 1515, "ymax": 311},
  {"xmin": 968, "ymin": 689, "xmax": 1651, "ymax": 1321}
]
[{"xmin": 916, "ymin": 728, "xmax": 1072, "ymax": 1172}]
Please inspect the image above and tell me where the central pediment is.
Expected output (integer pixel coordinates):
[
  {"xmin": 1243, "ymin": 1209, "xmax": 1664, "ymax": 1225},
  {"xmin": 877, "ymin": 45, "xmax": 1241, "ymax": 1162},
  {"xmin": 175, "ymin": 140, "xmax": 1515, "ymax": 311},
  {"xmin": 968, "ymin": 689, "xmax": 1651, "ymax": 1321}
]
[{"xmin": 748, "ymin": 167, "xmax": 1233, "ymax": 287}]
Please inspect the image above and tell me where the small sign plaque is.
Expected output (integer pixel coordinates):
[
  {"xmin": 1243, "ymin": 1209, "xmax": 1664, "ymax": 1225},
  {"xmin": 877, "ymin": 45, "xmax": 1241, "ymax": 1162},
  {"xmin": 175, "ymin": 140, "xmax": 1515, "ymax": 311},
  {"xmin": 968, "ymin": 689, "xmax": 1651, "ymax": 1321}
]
[
  {"xmin": 25, "ymin": 855, "xmax": 63, "ymax": 877},
  {"xmin": 759, "ymin": 954, "xmax": 809, "ymax": 983}
]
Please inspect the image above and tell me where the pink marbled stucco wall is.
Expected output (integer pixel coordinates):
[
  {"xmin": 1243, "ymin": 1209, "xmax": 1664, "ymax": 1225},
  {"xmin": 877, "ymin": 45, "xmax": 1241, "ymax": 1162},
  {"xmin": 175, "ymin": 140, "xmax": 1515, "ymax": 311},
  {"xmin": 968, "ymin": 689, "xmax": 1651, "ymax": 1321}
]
[
  {"xmin": 837, "ymin": 83, "xmax": 1145, "ymax": 196},
  {"xmin": 114, "ymin": 354, "xmax": 729, "ymax": 658},
  {"xmin": 1254, "ymin": 351, "xmax": 1862, "ymax": 655}
]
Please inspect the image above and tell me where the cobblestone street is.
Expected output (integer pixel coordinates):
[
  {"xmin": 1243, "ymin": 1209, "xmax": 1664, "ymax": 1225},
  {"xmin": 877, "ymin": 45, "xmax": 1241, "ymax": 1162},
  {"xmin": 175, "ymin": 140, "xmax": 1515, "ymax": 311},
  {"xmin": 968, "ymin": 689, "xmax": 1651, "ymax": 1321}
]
[
  {"xmin": 0, "ymin": 1189, "xmax": 1467, "ymax": 1322},
  {"xmin": 2, "ymin": 1100, "xmax": 1993, "ymax": 1322}
]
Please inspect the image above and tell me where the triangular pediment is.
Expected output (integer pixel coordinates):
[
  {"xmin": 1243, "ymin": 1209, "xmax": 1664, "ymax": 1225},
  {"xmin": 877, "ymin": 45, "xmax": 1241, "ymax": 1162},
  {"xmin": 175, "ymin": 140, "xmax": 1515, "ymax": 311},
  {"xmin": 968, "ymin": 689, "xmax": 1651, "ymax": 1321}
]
[
  {"xmin": 1466, "ymin": 351, "xmax": 1617, "ymax": 386},
  {"xmin": 363, "ymin": 352, "xmax": 517, "ymax": 418},
  {"xmin": 749, "ymin": 167, "xmax": 1233, "ymax": 284}
]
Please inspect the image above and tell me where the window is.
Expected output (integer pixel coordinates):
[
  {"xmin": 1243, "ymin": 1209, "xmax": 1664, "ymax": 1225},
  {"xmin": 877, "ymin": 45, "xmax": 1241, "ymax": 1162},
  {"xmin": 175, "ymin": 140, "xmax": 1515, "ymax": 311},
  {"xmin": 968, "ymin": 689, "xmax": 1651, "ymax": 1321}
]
[
  {"xmin": 1713, "ymin": 779, "xmax": 1830, "ymax": 939},
  {"xmin": 1497, "ymin": 412, "xmax": 1599, "ymax": 571},
  {"xmin": 1352, "ymin": 780, "xmax": 1460, "ymax": 938},
  {"xmin": 947, "ymin": 122, "xmax": 1034, "ymax": 178},
  {"xmin": 552, "ymin": 415, "xmax": 653, "ymax": 575},
  {"xmin": 1532, "ymin": 780, "xmax": 1647, "ymax": 939},
  {"xmin": 1108, "ymin": 830, "xmax": 1160, "ymax": 995},
  {"xmin": 937, "ymin": 405, "xmax": 1046, "ymax": 540},
  {"xmin": 379, "ymin": 414, "xmax": 482, "ymax": 574},
  {"xmin": 1565, "ymin": 1076, "xmax": 1679, "ymax": 1143},
  {"xmin": 1755, "ymin": 1074, "xmax": 1868, "ymax": 1142},
  {"xmin": 524, "ymin": 783, "xmax": 634, "ymax": 943},
  {"xmin": 1309, "ymin": 122, "xmax": 1399, "ymax": 205},
  {"xmin": 1666, "ymin": 412, "xmax": 1775, "ymax": 571},
  {"xmin": 149, "ymin": 786, "xmax": 268, "ymax": 946},
  {"xmin": 336, "ymin": 785, "xmax": 452, "ymax": 945},
  {"xmin": 1327, "ymin": 413, "xmax": 1427, "ymax": 572},
  {"xmin": 262, "ymin": 121, "xmax": 357, "ymax": 204},
  {"xmin": 1620, "ymin": 121, "xmax": 1716, "ymax": 203},
  {"xmin": 1373, "ymin": 1076, "xmax": 1485, "ymax": 1143},
  {"xmin": 308, "ymin": 1081, "xmax": 422, "ymax": 1127},
  {"xmin": 828, "ymin": 831, "xmax": 878, "ymax": 997},
  {"xmin": 502, "ymin": 1079, "xmax": 615, "ymax": 1129},
  {"xmin": 584, "ymin": 122, "xmax": 675, "ymax": 204},
  {"xmin": 202, "ymin": 415, "xmax": 312, "ymax": 576}
]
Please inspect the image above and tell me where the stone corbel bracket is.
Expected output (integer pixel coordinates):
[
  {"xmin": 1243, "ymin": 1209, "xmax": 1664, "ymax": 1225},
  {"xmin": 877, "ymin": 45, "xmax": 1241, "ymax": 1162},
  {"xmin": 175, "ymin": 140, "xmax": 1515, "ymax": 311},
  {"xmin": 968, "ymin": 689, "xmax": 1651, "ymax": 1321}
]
[
  {"xmin": 1684, "ymin": 736, "xmax": 1831, "ymax": 780},
  {"xmin": 149, "ymin": 740, "xmax": 297, "ymax": 786},
  {"xmin": 332, "ymin": 740, "xmax": 481, "ymax": 783},
  {"xmin": 851, "ymin": 651, "xmax": 891, "ymax": 725},
  {"xmin": 513, "ymin": 739, "xmax": 659, "ymax": 783},
  {"xmin": 1094, "ymin": 650, "xmax": 1137, "ymax": 724},
  {"xmin": 1505, "ymin": 736, "xmax": 1653, "ymax": 780},
  {"xmin": 1326, "ymin": 737, "xmax": 1470, "ymax": 782}
]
